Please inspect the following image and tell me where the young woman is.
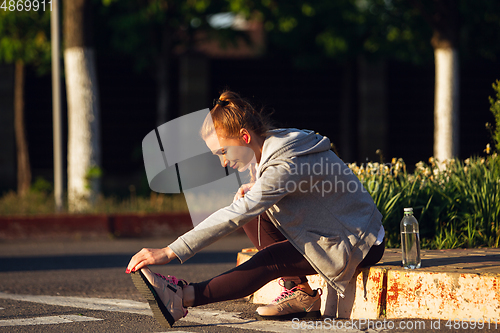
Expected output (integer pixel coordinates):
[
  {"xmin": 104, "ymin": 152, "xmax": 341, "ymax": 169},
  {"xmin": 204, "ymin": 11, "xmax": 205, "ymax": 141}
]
[{"xmin": 126, "ymin": 90, "xmax": 385, "ymax": 328}]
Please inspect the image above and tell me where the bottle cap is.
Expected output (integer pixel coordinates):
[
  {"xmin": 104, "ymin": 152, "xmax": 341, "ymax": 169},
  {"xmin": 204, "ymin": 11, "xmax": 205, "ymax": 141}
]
[{"xmin": 404, "ymin": 207, "xmax": 413, "ymax": 212}]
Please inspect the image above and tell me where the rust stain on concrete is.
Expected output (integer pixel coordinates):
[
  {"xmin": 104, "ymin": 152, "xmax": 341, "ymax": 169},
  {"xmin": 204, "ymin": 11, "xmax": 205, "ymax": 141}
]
[{"xmin": 386, "ymin": 269, "xmax": 500, "ymax": 322}]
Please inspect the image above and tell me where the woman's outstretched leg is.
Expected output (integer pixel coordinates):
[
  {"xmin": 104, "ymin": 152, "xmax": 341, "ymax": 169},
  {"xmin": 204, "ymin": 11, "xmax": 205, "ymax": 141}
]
[
  {"xmin": 131, "ymin": 239, "xmax": 319, "ymax": 327},
  {"xmin": 189, "ymin": 239, "xmax": 317, "ymax": 306}
]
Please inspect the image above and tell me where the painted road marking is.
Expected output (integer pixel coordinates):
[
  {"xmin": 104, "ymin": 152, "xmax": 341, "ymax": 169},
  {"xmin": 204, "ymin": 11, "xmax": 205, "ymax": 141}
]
[
  {"xmin": 0, "ymin": 292, "xmax": 150, "ymax": 315},
  {"xmin": 0, "ymin": 315, "xmax": 102, "ymax": 327},
  {"xmin": 0, "ymin": 292, "xmax": 368, "ymax": 332}
]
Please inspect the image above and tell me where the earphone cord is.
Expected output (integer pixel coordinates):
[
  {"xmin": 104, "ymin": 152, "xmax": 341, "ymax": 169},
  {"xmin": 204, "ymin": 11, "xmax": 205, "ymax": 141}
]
[{"xmin": 258, "ymin": 215, "xmax": 261, "ymax": 247}]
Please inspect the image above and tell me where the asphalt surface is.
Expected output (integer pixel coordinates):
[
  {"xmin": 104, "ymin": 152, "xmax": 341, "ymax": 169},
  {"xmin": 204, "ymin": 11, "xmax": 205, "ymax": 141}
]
[
  {"xmin": 1, "ymin": 235, "xmax": 498, "ymax": 332},
  {"xmin": 0, "ymin": 234, "xmax": 287, "ymax": 333}
]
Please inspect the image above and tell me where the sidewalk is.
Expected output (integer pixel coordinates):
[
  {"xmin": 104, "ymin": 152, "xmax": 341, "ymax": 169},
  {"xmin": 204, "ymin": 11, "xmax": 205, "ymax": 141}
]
[{"xmin": 238, "ymin": 247, "xmax": 500, "ymax": 322}]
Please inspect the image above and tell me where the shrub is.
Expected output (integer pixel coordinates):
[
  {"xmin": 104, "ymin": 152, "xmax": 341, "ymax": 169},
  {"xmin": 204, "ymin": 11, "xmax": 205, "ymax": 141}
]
[
  {"xmin": 489, "ymin": 80, "xmax": 500, "ymax": 152},
  {"xmin": 350, "ymin": 153, "xmax": 500, "ymax": 249}
]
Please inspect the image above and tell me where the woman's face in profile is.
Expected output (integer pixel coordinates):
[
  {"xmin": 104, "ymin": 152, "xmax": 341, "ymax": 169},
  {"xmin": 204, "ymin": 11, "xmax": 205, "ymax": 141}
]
[{"xmin": 204, "ymin": 132, "xmax": 256, "ymax": 172}]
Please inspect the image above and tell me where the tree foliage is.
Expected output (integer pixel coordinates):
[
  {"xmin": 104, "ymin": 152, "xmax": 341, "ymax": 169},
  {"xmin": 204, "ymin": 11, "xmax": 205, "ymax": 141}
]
[
  {"xmin": 231, "ymin": 0, "xmax": 500, "ymax": 68},
  {"xmin": 0, "ymin": 7, "xmax": 51, "ymax": 70},
  {"xmin": 489, "ymin": 80, "xmax": 500, "ymax": 152},
  {"xmin": 458, "ymin": 0, "xmax": 500, "ymax": 62},
  {"xmin": 364, "ymin": 0, "xmax": 500, "ymax": 63},
  {"xmin": 228, "ymin": 0, "xmax": 433, "ymax": 68},
  {"xmin": 99, "ymin": 0, "xmax": 232, "ymax": 71}
]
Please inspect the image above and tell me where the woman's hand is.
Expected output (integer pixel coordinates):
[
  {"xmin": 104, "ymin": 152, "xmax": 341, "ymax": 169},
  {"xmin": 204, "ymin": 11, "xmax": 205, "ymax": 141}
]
[
  {"xmin": 233, "ymin": 182, "xmax": 255, "ymax": 202},
  {"xmin": 125, "ymin": 246, "xmax": 177, "ymax": 273}
]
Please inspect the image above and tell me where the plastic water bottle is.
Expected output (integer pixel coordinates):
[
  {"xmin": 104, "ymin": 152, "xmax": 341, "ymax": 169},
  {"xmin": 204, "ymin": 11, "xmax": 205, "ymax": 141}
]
[{"xmin": 400, "ymin": 207, "xmax": 421, "ymax": 269}]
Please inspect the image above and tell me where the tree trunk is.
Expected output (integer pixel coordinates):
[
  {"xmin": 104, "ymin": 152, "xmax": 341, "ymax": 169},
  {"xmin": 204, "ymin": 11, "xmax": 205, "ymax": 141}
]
[
  {"xmin": 409, "ymin": 0, "xmax": 460, "ymax": 162},
  {"xmin": 430, "ymin": 0, "xmax": 460, "ymax": 161},
  {"xmin": 0, "ymin": 65, "xmax": 16, "ymax": 191},
  {"xmin": 64, "ymin": 0, "xmax": 101, "ymax": 212},
  {"xmin": 433, "ymin": 46, "xmax": 459, "ymax": 161},
  {"xmin": 14, "ymin": 59, "xmax": 31, "ymax": 196}
]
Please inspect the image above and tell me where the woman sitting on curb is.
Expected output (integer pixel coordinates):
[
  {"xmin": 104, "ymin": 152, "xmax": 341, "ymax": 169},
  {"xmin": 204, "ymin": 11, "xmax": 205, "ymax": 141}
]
[{"xmin": 126, "ymin": 90, "xmax": 385, "ymax": 328}]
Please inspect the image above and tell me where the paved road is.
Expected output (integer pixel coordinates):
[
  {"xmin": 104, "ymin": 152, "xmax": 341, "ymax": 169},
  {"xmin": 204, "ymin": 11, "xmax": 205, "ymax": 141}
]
[
  {"xmin": 1, "ymin": 235, "xmax": 498, "ymax": 332},
  {"xmin": 0, "ymin": 235, "xmax": 262, "ymax": 332}
]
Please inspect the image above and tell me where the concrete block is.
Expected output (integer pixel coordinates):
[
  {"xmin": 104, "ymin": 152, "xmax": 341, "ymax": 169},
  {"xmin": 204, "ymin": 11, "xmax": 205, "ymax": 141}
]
[
  {"xmin": 337, "ymin": 267, "xmax": 387, "ymax": 320},
  {"xmin": 236, "ymin": 248, "xmax": 258, "ymax": 266},
  {"xmin": 386, "ymin": 269, "xmax": 500, "ymax": 322}
]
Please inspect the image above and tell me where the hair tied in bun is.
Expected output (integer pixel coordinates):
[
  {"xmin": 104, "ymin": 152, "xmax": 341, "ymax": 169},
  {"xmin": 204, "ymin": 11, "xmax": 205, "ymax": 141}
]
[{"xmin": 213, "ymin": 98, "xmax": 230, "ymax": 107}]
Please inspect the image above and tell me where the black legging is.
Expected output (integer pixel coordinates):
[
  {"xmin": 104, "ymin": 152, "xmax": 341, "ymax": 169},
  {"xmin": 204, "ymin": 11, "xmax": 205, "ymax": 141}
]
[{"xmin": 192, "ymin": 213, "xmax": 385, "ymax": 306}]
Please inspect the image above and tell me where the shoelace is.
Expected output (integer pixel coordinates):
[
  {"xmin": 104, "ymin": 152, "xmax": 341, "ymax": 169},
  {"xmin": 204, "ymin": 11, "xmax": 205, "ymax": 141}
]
[
  {"xmin": 154, "ymin": 272, "xmax": 187, "ymax": 286},
  {"xmin": 154, "ymin": 272, "xmax": 189, "ymax": 317},
  {"xmin": 272, "ymin": 286, "xmax": 300, "ymax": 303},
  {"xmin": 272, "ymin": 286, "xmax": 324, "ymax": 304}
]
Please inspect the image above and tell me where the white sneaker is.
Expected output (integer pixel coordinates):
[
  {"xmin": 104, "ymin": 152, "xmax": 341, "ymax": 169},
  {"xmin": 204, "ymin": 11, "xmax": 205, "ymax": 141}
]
[
  {"xmin": 131, "ymin": 267, "xmax": 188, "ymax": 327},
  {"xmin": 255, "ymin": 287, "xmax": 322, "ymax": 321}
]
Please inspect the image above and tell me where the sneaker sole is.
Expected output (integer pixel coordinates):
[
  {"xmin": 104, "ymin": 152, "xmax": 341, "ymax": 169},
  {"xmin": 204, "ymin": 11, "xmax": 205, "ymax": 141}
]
[
  {"xmin": 130, "ymin": 270, "xmax": 175, "ymax": 328},
  {"xmin": 254, "ymin": 310, "xmax": 321, "ymax": 321}
]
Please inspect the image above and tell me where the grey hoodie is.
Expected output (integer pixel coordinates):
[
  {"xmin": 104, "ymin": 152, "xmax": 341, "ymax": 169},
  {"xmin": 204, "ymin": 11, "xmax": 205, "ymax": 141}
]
[{"xmin": 169, "ymin": 128, "xmax": 383, "ymax": 296}]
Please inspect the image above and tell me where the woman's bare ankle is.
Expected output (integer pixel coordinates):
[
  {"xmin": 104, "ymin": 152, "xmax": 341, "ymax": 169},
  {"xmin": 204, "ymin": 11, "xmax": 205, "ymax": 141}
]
[
  {"xmin": 183, "ymin": 284, "xmax": 195, "ymax": 307},
  {"xmin": 296, "ymin": 282, "xmax": 313, "ymax": 295}
]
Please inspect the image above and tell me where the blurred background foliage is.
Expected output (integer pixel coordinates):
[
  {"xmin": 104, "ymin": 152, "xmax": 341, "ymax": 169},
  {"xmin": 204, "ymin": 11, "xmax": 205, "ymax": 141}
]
[
  {"xmin": 0, "ymin": 4, "xmax": 51, "ymax": 71},
  {"xmin": 1, "ymin": 0, "xmax": 500, "ymax": 248}
]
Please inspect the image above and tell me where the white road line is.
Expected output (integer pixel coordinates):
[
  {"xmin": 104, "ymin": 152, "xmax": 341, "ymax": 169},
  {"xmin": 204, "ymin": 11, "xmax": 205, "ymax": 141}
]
[
  {"xmin": 0, "ymin": 315, "xmax": 102, "ymax": 327},
  {"xmin": 0, "ymin": 292, "xmax": 150, "ymax": 316},
  {"xmin": 0, "ymin": 292, "xmax": 370, "ymax": 332}
]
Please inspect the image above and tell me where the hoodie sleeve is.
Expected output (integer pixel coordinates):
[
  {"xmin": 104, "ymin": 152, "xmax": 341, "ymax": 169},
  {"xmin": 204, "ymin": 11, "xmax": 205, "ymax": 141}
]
[{"xmin": 168, "ymin": 163, "xmax": 294, "ymax": 263}]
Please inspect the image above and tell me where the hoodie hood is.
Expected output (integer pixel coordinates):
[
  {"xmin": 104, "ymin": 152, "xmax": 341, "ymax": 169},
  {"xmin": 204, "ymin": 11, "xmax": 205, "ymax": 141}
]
[{"xmin": 258, "ymin": 128, "xmax": 331, "ymax": 169}]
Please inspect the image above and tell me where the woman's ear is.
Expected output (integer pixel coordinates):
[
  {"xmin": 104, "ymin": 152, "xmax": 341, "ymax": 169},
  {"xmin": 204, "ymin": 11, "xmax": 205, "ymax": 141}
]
[{"xmin": 240, "ymin": 129, "xmax": 250, "ymax": 144}]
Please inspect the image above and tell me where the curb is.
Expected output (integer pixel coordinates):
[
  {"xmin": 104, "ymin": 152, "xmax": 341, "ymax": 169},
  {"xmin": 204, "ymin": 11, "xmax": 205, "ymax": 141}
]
[
  {"xmin": 237, "ymin": 249, "xmax": 500, "ymax": 322},
  {"xmin": 0, "ymin": 212, "xmax": 193, "ymax": 240}
]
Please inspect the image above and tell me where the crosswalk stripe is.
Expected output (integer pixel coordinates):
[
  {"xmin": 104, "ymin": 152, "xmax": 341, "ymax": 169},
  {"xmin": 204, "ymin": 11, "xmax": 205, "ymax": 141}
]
[
  {"xmin": 0, "ymin": 315, "xmax": 102, "ymax": 327},
  {"xmin": 0, "ymin": 292, "xmax": 150, "ymax": 316}
]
